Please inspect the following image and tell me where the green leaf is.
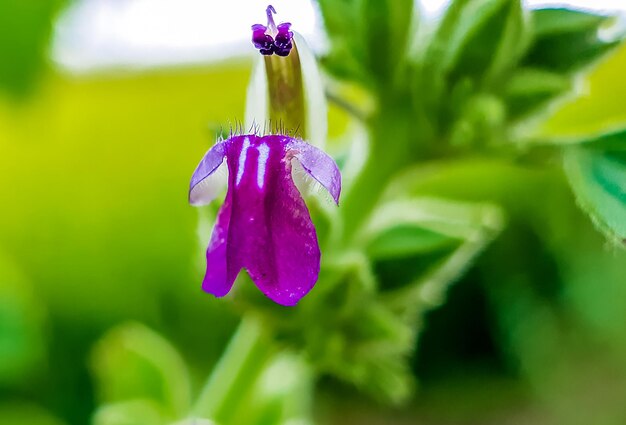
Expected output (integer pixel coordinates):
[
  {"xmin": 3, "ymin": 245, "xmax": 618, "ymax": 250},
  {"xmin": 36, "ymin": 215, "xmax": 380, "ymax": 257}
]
[
  {"xmin": 484, "ymin": 0, "xmax": 530, "ymax": 83},
  {"xmin": 532, "ymin": 8, "xmax": 608, "ymax": 38},
  {"xmin": 564, "ymin": 137, "xmax": 626, "ymax": 244},
  {"xmin": 364, "ymin": 198, "xmax": 504, "ymax": 244},
  {"xmin": 538, "ymin": 42, "xmax": 626, "ymax": 141},
  {"xmin": 90, "ymin": 323, "xmax": 191, "ymax": 420},
  {"xmin": 427, "ymin": 0, "xmax": 522, "ymax": 80},
  {"xmin": 418, "ymin": 0, "xmax": 529, "ymax": 136},
  {"xmin": 359, "ymin": 0, "xmax": 414, "ymax": 83},
  {"xmin": 523, "ymin": 8, "xmax": 618, "ymax": 73},
  {"xmin": 317, "ymin": 0, "xmax": 358, "ymax": 44},
  {"xmin": 361, "ymin": 198, "xmax": 474, "ymax": 260},
  {"xmin": 366, "ymin": 225, "xmax": 461, "ymax": 260},
  {"xmin": 504, "ymin": 67, "xmax": 572, "ymax": 118},
  {"xmin": 317, "ymin": 0, "xmax": 366, "ymax": 83},
  {"xmin": 318, "ymin": 0, "xmax": 414, "ymax": 86},
  {"xmin": 424, "ymin": 0, "xmax": 472, "ymax": 70},
  {"xmin": 447, "ymin": 0, "xmax": 529, "ymax": 83},
  {"xmin": 376, "ymin": 198, "xmax": 505, "ymax": 311}
]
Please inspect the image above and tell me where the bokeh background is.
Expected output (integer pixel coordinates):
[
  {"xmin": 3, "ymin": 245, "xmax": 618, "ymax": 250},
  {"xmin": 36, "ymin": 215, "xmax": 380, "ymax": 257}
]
[{"xmin": 2, "ymin": 0, "xmax": 626, "ymax": 424}]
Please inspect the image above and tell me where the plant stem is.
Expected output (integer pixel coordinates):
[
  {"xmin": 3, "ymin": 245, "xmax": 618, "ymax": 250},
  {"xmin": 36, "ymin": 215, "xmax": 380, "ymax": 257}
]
[
  {"xmin": 340, "ymin": 97, "xmax": 416, "ymax": 244},
  {"xmin": 192, "ymin": 315, "xmax": 273, "ymax": 422}
]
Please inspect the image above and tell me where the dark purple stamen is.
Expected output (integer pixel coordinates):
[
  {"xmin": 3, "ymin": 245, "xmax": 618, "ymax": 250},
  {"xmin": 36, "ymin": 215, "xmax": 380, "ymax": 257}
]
[
  {"xmin": 250, "ymin": 5, "xmax": 294, "ymax": 57},
  {"xmin": 252, "ymin": 24, "xmax": 275, "ymax": 55},
  {"xmin": 274, "ymin": 23, "xmax": 293, "ymax": 56}
]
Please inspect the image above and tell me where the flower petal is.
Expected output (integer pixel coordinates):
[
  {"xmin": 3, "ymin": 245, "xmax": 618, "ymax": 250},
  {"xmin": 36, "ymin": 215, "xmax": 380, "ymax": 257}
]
[
  {"xmin": 202, "ymin": 189, "xmax": 240, "ymax": 298},
  {"xmin": 202, "ymin": 135, "xmax": 320, "ymax": 305},
  {"xmin": 189, "ymin": 139, "xmax": 229, "ymax": 206},
  {"xmin": 241, "ymin": 139, "xmax": 320, "ymax": 306},
  {"xmin": 285, "ymin": 138, "xmax": 342, "ymax": 204},
  {"xmin": 195, "ymin": 135, "xmax": 338, "ymax": 305},
  {"xmin": 246, "ymin": 192, "xmax": 320, "ymax": 304}
]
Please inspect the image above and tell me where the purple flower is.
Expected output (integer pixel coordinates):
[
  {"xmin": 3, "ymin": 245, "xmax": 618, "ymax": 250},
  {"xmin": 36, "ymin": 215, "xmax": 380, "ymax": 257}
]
[
  {"xmin": 189, "ymin": 134, "xmax": 341, "ymax": 306},
  {"xmin": 251, "ymin": 5, "xmax": 294, "ymax": 56}
]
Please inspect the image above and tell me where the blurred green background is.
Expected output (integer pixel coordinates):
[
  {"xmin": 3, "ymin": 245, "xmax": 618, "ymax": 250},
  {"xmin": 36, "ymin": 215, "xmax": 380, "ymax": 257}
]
[{"xmin": 2, "ymin": 0, "xmax": 626, "ymax": 424}]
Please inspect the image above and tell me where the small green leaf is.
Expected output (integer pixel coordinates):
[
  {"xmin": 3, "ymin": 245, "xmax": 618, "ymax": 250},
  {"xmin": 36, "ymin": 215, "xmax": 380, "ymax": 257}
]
[
  {"xmin": 564, "ymin": 139, "xmax": 626, "ymax": 245},
  {"xmin": 532, "ymin": 8, "xmax": 608, "ymax": 38},
  {"xmin": 317, "ymin": 0, "xmax": 367, "ymax": 83},
  {"xmin": 364, "ymin": 198, "xmax": 504, "ymax": 244},
  {"xmin": 359, "ymin": 0, "xmax": 414, "ymax": 83},
  {"xmin": 90, "ymin": 323, "xmax": 191, "ymax": 420},
  {"xmin": 523, "ymin": 8, "xmax": 618, "ymax": 73},
  {"xmin": 504, "ymin": 67, "xmax": 572, "ymax": 118},
  {"xmin": 318, "ymin": 0, "xmax": 413, "ymax": 86},
  {"xmin": 428, "ymin": 0, "xmax": 514, "ymax": 78},
  {"xmin": 376, "ymin": 198, "xmax": 505, "ymax": 311},
  {"xmin": 484, "ymin": 0, "xmax": 530, "ymax": 83},
  {"xmin": 317, "ymin": 0, "xmax": 359, "ymax": 44},
  {"xmin": 367, "ymin": 225, "xmax": 460, "ymax": 260},
  {"xmin": 447, "ymin": 0, "xmax": 528, "ymax": 83},
  {"xmin": 424, "ymin": 0, "xmax": 472, "ymax": 70}
]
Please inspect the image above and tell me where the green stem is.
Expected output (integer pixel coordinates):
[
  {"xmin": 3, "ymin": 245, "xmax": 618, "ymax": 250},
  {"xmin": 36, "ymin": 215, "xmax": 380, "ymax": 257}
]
[
  {"xmin": 192, "ymin": 315, "xmax": 273, "ymax": 422},
  {"xmin": 340, "ymin": 98, "xmax": 415, "ymax": 244}
]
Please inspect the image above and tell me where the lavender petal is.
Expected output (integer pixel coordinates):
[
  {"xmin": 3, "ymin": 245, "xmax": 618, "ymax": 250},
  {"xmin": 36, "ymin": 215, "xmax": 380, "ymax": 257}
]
[
  {"xmin": 285, "ymin": 138, "xmax": 342, "ymax": 204},
  {"xmin": 189, "ymin": 139, "xmax": 229, "ymax": 206}
]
